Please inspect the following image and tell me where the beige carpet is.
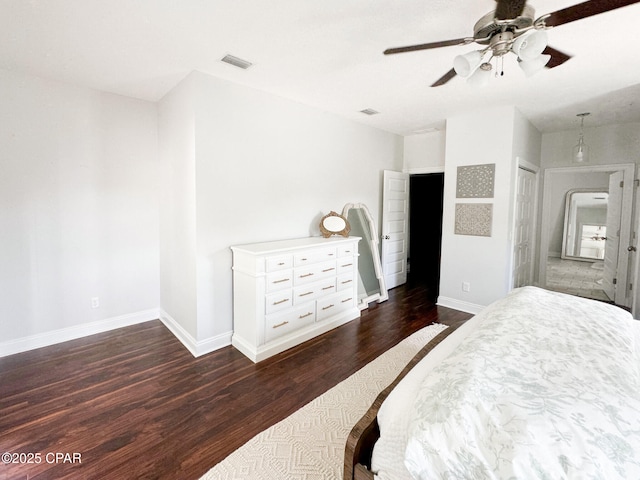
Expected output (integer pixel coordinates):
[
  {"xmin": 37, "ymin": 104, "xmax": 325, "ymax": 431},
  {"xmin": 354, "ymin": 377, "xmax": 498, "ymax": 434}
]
[{"xmin": 201, "ymin": 323, "xmax": 448, "ymax": 480}]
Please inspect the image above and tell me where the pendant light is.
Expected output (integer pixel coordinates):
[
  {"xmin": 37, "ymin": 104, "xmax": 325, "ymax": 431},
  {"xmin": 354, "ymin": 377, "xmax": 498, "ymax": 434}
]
[{"xmin": 572, "ymin": 113, "xmax": 590, "ymax": 164}]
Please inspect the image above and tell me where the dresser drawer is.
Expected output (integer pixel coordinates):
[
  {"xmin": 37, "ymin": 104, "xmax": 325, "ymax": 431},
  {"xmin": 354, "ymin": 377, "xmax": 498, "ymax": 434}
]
[
  {"xmin": 265, "ymin": 304, "xmax": 316, "ymax": 343},
  {"xmin": 293, "ymin": 278, "xmax": 336, "ymax": 305},
  {"xmin": 337, "ymin": 244, "xmax": 356, "ymax": 257},
  {"xmin": 266, "ymin": 254, "xmax": 293, "ymax": 272},
  {"xmin": 337, "ymin": 259, "xmax": 356, "ymax": 275},
  {"xmin": 337, "ymin": 272, "xmax": 355, "ymax": 291},
  {"xmin": 265, "ymin": 290, "xmax": 293, "ymax": 315},
  {"xmin": 316, "ymin": 290, "xmax": 356, "ymax": 322},
  {"xmin": 265, "ymin": 270, "xmax": 293, "ymax": 293},
  {"xmin": 293, "ymin": 260, "xmax": 337, "ymax": 285},
  {"xmin": 294, "ymin": 247, "xmax": 337, "ymax": 266}
]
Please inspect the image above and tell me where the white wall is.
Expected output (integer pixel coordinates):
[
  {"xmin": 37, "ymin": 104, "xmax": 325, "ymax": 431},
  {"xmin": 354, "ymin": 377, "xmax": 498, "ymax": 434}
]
[
  {"xmin": 403, "ymin": 131, "xmax": 446, "ymax": 173},
  {"xmin": 1, "ymin": 65, "xmax": 401, "ymax": 358},
  {"xmin": 512, "ymin": 109, "xmax": 542, "ymax": 169},
  {"xmin": 438, "ymin": 107, "xmax": 541, "ymax": 312},
  {"xmin": 158, "ymin": 71, "xmax": 403, "ymax": 351},
  {"xmin": 0, "ymin": 69, "xmax": 159, "ymax": 355},
  {"xmin": 541, "ymin": 122, "xmax": 640, "ymax": 168},
  {"xmin": 158, "ymin": 75, "xmax": 198, "ymax": 340}
]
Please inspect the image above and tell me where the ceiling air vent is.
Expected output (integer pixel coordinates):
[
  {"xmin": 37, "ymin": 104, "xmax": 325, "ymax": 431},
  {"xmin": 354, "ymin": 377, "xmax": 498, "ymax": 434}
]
[
  {"xmin": 360, "ymin": 108, "xmax": 380, "ymax": 116},
  {"xmin": 221, "ymin": 54, "xmax": 253, "ymax": 70}
]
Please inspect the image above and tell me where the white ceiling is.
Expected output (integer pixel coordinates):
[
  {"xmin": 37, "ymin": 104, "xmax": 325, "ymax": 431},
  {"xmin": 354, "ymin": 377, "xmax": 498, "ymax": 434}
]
[{"xmin": 2, "ymin": 0, "xmax": 640, "ymax": 136}]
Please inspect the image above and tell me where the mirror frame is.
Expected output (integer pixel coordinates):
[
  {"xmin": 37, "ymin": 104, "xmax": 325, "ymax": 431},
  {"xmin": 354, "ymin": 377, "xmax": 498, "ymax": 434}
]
[
  {"xmin": 561, "ymin": 188, "xmax": 609, "ymax": 261},
  {"xmin": 342, "ymin": 203, "xmax": 388, "ymax": 309},
  {"xmin": 319, "ymin": 211, "xmax": 350, "ymax": 238}
]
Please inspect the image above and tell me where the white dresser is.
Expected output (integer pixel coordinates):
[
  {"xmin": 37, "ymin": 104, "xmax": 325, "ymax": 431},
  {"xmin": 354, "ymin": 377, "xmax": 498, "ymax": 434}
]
[{"xmin": 230, "ymin": 236, "xmax": 360, "ymax": 362}]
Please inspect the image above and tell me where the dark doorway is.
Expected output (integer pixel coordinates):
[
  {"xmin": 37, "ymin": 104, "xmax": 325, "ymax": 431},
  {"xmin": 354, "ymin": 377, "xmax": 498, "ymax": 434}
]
[{"xmin": 409, "ymin": 173, "xmax": 444, "ymax": 299}]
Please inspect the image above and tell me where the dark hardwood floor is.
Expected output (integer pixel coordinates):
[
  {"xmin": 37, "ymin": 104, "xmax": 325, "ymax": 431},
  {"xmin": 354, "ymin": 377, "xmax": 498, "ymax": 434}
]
[{"xmin": 0, "ymin": 281, "xmax": 472, "ymax": 480}]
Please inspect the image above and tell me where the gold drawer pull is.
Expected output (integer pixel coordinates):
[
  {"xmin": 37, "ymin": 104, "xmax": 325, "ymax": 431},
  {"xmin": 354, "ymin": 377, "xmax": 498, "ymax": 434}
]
[
  {"xmin": 299, "ymin": 291, "xmax": 313, "ymax": 297},
  {"xmin": 341, "ymin": 263, "xmax": 353, "ymax": 267},
  {"xmin": 322, "ymin": 285, "xmax": 333, "ymax": 290},
  {"xmin": 300, "ymin": 273, "xmax": 314, "ymax": 278},
  {"xmin": 341, "ymin": 298, "xmax": 353, "ymax": 303},
  {"xmin": 322, "ymin": 304, "xmax": 334, "ymax": 310},
  {"xmin": 272, "ymin": 321, "xmax": 289, "ymax": 329},
  {"xmin": 272, "ymin": 298, "xmax": 289, "ymax": 305},
  {"xmin": 341, "ymin": 279, "xmax": 353, "ymax": 284},
  {"xmin": 272, "ymin": 278, "xmax": 290, "ymax": 284},
  {"xmin": 299, "ymin": 312, "xmax": 313, "ymax": 319},
  {"xmin": 322, "ymin": 267, "xmax": 335, "ymax": 272}
]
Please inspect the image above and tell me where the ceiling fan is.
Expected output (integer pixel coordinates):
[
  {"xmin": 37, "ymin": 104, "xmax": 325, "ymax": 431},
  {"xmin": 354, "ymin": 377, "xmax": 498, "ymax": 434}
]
[{"xmin": 384, "ymin": 0, "xmax": 640, "ymax": 86}]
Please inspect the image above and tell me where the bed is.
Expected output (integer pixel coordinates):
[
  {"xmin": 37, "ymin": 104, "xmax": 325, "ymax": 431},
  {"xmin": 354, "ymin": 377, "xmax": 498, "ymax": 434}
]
[{"xmin": 344, "ymin": 286, "xmax": 640, "ymax": 480}]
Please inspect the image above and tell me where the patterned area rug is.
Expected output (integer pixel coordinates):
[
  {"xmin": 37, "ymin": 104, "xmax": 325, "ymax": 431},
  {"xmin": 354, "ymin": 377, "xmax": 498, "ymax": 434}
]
[{"xmin": 200, "ymin": 323, "xmax": 448, "ymax": 480}]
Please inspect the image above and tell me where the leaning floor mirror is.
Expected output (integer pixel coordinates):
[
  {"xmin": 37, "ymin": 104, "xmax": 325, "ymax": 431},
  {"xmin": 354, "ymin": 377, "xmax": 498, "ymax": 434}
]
[
  {"xmin": 561, "ymin": 189, "xmax": 609, "ymax": 261},
  {"xmin": 342, "ymin": 203, "xmax": 388, "ymax": 309}
]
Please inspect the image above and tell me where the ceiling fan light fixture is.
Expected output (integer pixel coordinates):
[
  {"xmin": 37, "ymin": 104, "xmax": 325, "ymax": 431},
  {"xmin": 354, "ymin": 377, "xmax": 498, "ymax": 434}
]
[
  {"xmin": 467, "ymin": 62, "xmax": 493, "ymax": 87},
  {"xmin": 518, "ymin": 53, "xmax": 551, "ymax": 76},
  {"xmin": 572, "ymin": 112, "xmax": 591, "ymax": 164},
  {"xmin": 383, "ymin": 0, "xmax": 640, "ymax": 87},
  {"xmin": 453, "ymin": 50, "xmax": 483, "ymax": 78},
  {"xmin": 512, "ymin": 29, "xmax": 548, "ymax": 61}
]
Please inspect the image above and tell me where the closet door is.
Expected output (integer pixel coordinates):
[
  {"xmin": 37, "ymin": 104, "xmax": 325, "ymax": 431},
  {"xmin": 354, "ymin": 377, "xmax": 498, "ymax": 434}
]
[{"xmin": 512, "ymin": 167, "xmax": 537, "ymax": 288}]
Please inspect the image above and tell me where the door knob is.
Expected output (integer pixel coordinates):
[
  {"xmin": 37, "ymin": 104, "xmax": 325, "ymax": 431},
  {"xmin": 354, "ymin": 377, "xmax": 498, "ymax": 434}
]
[
  {"xmin": 628, "ymin": 245, "xmax": 637, "ymax": 252},
  {"xmin": 383, "ymin": 235, "xmax": 390, "ymax": 240}
]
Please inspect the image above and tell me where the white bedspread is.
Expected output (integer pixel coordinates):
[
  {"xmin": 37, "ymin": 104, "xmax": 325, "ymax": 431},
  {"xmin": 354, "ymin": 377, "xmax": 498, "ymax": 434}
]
[
  {"xmin": 373, "ymin": 287, "xmax": 640, "ymax": 479},
  {"xmin": 371, "ymin": 313, "xmax": 482, "ymax": 479}
]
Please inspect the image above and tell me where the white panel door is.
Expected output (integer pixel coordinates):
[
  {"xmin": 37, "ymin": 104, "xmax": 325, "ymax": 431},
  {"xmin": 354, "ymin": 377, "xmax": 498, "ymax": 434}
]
[
  {"xmin": 512, "ymin": 168, "xmax": 536, "ymax": 289},
  {"xmin": 381, "ymin": 170, "xmax": 409, "ymax": 289},
  {"xmin": 602, "ymin": 171, "xmax": 623, "ymax": 302}
]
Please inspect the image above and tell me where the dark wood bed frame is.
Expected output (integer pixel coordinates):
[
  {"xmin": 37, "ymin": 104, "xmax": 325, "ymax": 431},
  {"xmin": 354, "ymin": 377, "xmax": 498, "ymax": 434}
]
[{"xmin": 343, "ymin": 323, "xmax": 464, "ymax": 480}]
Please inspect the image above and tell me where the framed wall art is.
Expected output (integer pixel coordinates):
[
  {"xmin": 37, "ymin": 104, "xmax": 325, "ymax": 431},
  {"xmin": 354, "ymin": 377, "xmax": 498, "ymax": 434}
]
[
  {"xmin": 456, "ymin": 163, "xmax": 495, "ymax": 198},
  {"xmin": 454, "ymin": 203, "xmax": 493, "ymax": 237}
]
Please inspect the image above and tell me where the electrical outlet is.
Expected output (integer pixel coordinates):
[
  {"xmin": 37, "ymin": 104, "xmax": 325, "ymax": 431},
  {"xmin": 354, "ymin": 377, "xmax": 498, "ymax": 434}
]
[
  {"xmin": 462, "ymin": 282, "xmax": 471, "ymax": 292},
  {"xmin": 91, "ymin": 297, "xmax": 100, "ymax": 309}
]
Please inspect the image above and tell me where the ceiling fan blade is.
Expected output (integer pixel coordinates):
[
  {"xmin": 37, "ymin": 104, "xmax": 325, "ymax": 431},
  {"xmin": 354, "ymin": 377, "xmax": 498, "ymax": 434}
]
[
  {"xmin": 384, "ymin": 38, "xmax": 468, "ymax": 55},
  {"xmin": 495, "ymin": 0, "xmax": 528, "ymax": 20},
  {"xmin": 431, "ymin": 68, "xmax": 457, "ymax": 87},
  {"xmin": 543, "ymin": 0, "xmax": 640, "ymax": 27},
  {"xmin": 543, "ymin": 46, "xmax": 573, "ymax": 68}
]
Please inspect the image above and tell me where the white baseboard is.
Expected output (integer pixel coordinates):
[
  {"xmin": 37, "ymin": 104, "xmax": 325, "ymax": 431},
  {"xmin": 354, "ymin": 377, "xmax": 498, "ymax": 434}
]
[
  {"xmin": 0, "ymin": 309, "xmax": 159, "ymax": 358},
  {"xmin": 159, "ymin": 309, "xmax": 232, "ymax": 358},
  {"xmin": 436, "ymin": 296, "xmax": 485, "ymax": 315}
]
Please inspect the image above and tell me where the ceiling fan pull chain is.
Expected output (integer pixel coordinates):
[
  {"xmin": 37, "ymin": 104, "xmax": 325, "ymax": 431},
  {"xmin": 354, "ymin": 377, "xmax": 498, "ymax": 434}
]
[{"xmin": 495, "ymin": 56, "xmax": 505, "ymax": 77}]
